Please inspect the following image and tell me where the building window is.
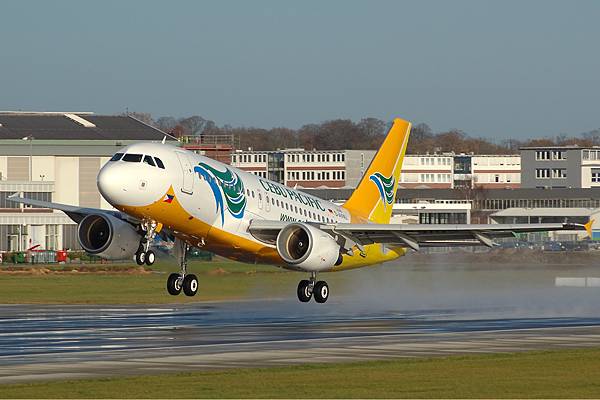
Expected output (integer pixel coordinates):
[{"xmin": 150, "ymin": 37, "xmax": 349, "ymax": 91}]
[
  {"xmin": 536, "ymin": 168, "xmax": 550, "ymax": 179},
  {"xmin": 592, "ymin": 169, "xmax": 600, "ymax": 183},
  {"xmin": 552, "ymin": 151, "xmax": 566, "ymax": 160},
  {"xmin": 535, "ymin": 151, "xmax": 550, "ymax": 160},
  {"xmin": 45, "ymin": 225, "xmax": 58, "ymax": 250},
  {"xmin": 552, "ymin": 168, "xmax": 567, "ymax": 179}
]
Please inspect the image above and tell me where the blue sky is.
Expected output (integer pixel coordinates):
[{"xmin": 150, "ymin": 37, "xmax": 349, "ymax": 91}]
[{"xmin": 1, "ymin": 0, "xmax": 599, "ymax": 138}]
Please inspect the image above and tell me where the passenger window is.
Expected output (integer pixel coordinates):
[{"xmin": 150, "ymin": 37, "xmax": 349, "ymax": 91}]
[
  {"xmin": 251, "ymin": 191, "xmax": 255, "ymax": 198},
  {"xmin": 110, "ymin": 153, "xmax": 124, "ymax": 161},
  {"xmin": 122, "ymin": 154, "xmax": 143, "ymax": 163},
  {"xmin": 154, "ymin": 157, "xmax": 165, "ymax": 169},
  {"xmin": 143, "ymin": 155, "xmax": 156, "ymax": 167}
]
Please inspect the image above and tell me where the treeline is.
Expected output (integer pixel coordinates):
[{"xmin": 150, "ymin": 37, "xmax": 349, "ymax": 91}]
[{"xmin": 128, "ymin": 112, "xmax": 600, "ymax": 154}]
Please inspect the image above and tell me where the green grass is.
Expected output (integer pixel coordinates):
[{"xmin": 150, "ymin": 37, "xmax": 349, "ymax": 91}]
[
  {"xmin": 0, "ymin": 260, "xmax": 298, "ymax": 304},
  {"xmin": 3, "ymin": 348, "xmax": 600, "ymax": 398}
]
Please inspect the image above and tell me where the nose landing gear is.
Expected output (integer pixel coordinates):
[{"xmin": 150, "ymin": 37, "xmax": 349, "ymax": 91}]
[
  {"xmin": 166, "ymin": 239, "xmax": 198, "ymax": 297},
  {"xmin": 296, "ymin": 272, "xmax": 329, "ymax": 303},
  {"xmin": 135, "ymin": 220, "xmax": 159, "ymax": 266}
]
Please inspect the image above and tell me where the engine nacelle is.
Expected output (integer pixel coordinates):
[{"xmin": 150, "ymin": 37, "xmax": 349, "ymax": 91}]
[
  {"xmin": 276, "ymin": 223, "xmax": 342, "ymax": 271},
  {"xmin": 77, "ymin": 213, "xmax": 141, "ymax": 260}
]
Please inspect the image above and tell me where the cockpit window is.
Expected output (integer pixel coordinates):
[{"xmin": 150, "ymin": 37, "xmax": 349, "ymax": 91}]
[
  {"xmin": 122, "ymin": 153, "xmax": 143, "ymax": 163},
  {"xmin": 143, "ymin": 155, "xmax": 156, "ymax": 167},
  {"xmin": 154, "ymin": 157, "xmax": 165, "ymax": 169},
  {"xmin": 110, "ymin": 153, "xmax": 124, "ymax": 161}
]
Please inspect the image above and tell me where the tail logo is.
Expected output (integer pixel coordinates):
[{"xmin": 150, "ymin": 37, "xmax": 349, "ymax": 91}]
[
  {"xmin": 193, "ymin": 162, "xmax": 246, "ymax": 225},
  {"xmin": 369, "ymin": 172, "xmax": 395, "ymax": 206}
]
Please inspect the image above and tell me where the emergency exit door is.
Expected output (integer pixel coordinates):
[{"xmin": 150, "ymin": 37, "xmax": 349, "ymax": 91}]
[{"xmin": 176, "ymin": 152, "xmax": 194, "ymax": 194}]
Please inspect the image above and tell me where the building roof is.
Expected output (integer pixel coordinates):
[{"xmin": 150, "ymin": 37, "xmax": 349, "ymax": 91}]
[
  {"xmin": 0, "ymin": 112, "xmax": 176, "ymax": 141},
  {"xmin": 234, "ymin": 148, "xmax": 348, "ymax": 154},
  {"xmin": 520, "ymin": 145, "xmax": 600, "ymax": 151},
  {"xmin": 491, "ymin": 207, "xmax": 595, "ymax": 217}
]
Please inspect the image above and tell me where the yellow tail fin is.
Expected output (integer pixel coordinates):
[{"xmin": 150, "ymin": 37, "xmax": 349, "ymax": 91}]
[{"xmin": 343, "ymin": 118, "xmax": 411, "ymax": 224}]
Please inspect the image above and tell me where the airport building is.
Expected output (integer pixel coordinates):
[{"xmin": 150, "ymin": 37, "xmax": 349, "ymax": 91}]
[
  {"xmin": 231, "ymin": 149, "xmax": 375, "ymax": 188},
  {"xmin": 389, "ymin": 201, "xmax": 471, "ymax": 224},
  {"xmin": 232, "ymin": 149, "xmax": 521, "ymax": 190},
  {"xmin": 0, "ymin": 112, "xmax": 175, "ymax": 252},
  {"xmin": 399, "ymin": 154, "xmax": 520, "ymax": 189},
  {"xmin": 521, "ymin": 145, "xmax": 600, "ymax": 189}
]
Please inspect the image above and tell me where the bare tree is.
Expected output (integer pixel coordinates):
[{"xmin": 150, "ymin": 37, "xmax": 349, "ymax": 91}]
[
  {"xmin": 179, "ymin": 116, "xmax": 214, "ymax": 136},
  {"xmin": 156, "ymin": 116, "xmax": 177, "ymax": 132}
]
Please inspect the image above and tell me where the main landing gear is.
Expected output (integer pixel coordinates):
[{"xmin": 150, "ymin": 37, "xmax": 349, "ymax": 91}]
[
  {"xmin": 166, "ymin": 240, "xmax": 198, "ymax": 297},
  {"xmin": 135, "ymin": 221, "xmax": 157, "ymax": 266},
  {"xmin": 297, "ymin": 272, "xmax": 329, "ymax": 303}
]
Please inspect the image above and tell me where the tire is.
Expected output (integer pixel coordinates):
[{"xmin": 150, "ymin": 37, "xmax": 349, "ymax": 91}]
[
  {"xmin": 313, "ymin": 281, "xmax": 329, "ymax": 303},
  {"xmin": 167, "ymin": 273, "xmax": 182, "ymax": 296},
  {"xmin": 182, "ymin": 274, "xmax": 199, "ymax": 297},
  {"xmin": 145, "ymin": 250, "xmax": 155, "ymax": 266},
  {"xmin": 297, "ymin": 280, "xmax": 312, "ymax": 302},
  {"xmin": 135, "ymin": 251, "xmax": 145, "ymax": 266}
]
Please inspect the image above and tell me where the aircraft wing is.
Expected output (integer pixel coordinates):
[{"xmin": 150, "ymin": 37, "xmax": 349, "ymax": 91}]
[
  {"xmin": 7, "ymin": 194, "xmax": 136, "ymax": 224},
  {"xmin": 248, "ymin": 220, "xmax": 591, "ymax": 251}
]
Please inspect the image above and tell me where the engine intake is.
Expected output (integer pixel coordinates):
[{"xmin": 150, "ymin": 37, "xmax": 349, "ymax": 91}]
[
  {"xmin": 77, "ymin": 213, "xmax": 141, "ymax": 260},
  {"xmin": 276, "ymin": 223, "xmax": 341, "ymax": 271}
]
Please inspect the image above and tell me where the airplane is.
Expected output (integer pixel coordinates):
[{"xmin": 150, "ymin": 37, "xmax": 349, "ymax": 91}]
[{"xmin": 9, "ymin": 118, "xmax": 590, "ymax": 303}]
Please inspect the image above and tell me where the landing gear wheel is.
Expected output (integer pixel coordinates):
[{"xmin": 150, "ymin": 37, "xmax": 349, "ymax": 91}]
[
  {"xmin": 144, "ymin": 250, "xmax": 155, "ymax": 266},
  {"xmin": 297, "ymin": 280, "xmax": 312, "ymax": 302},
  {"xmin": 167, "ymin": 273, "xmax": 182, "ymax": 295},
  {"xmin": 313, "ymin": 281, "xmax": 329, "ymax": 303},
  {"xmin": 182, "ymin": 274, "xmax": 199, "ymax": 297},
  {"xmin": 135, "ymin": 251, "xmax": 146, "ymax": 266}
]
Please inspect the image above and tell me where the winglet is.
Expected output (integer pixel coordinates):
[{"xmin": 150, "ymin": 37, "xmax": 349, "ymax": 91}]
[{"xmin": 585, "ymin": 219, "xmax": 594, "ymax": 238}]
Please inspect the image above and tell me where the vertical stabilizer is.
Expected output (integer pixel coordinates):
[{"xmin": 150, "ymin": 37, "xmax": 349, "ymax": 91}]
[{"xmin": 342, "ymin": 118, "xmax": 411, "ymax": 224}]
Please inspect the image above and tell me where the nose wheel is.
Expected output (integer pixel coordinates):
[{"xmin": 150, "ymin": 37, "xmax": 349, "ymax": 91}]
[
  {"xmin": 135, "ymin": 221, "xmax": 159, "ymax": 266},
  {"xmin": 296, "ymin": 273, "xmax": 329, "ymax": 303}
]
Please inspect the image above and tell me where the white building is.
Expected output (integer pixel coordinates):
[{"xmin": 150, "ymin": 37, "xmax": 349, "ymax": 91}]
[
  {"xmin": 231, "ymin": 149, "xmax": 375, "ymax": 188},
  {"xmin": 399, "ymin": 155, "xmax": 454, "ymax": 189},
  {"xmin": 472, "ymin": 155, "xmax": 521, "ymax": 189},
  {"xmin": 232, "ymin": 150, "xmax": 522, "ymax": 190},
  {"xmin": 390, "ymin": 201, "xmax": 472, "ymax": 224}
]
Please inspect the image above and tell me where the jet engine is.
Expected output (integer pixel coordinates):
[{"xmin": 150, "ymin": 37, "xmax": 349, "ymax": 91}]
[
  {"xmin": 77, "ymin": 213, "xmax": 141, "ymax": 260},
  {"xmin": 276, "ymin": 223, "xmax": 342, "ymax": 271}
]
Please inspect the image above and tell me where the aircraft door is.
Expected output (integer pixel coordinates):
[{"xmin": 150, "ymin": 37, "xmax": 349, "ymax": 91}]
[
  {"xmin": 265, "ymin": 193, "xmax": 271, "ymax": 212},
  {"xmin": 175, "ymin": 152, "xmax": 194, "ymax": 194}
]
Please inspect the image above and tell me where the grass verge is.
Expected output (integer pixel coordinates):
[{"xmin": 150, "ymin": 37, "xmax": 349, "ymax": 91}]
[
  {"xmin": 0, "ymin": 260, "xmax": 297, "ymax": 304},
  {"xmin": 2, "ymin": 348, "xmax": 600, "ymax": 398}
]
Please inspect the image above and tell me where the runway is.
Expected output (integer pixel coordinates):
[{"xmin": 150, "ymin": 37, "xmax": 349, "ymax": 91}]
[{"xmin": 3, "ymin": 299, "xmax": 600, "ymax": 383}]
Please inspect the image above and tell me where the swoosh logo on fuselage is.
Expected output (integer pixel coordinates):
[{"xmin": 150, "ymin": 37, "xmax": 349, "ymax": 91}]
[{"xmin": 193, "ymin": 162, "xmax": 247, "ymax": 225}]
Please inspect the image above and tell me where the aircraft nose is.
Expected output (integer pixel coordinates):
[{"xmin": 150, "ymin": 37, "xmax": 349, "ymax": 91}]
[
  {"xmin": 97, "ymin": 163, "xmax": 130, "ymax": 206},
  {"xmin": 97, "ymin": 159, "xmax": 170, "ymax": 207}
]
